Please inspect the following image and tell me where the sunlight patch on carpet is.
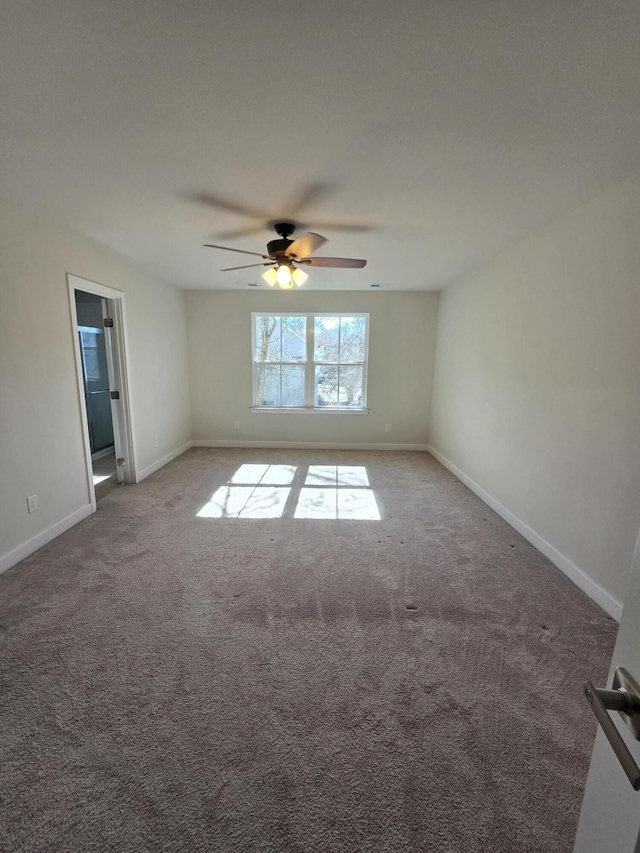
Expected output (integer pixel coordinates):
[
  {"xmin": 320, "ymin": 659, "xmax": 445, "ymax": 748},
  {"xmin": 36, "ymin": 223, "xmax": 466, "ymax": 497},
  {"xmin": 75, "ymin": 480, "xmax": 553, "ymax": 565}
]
[{"xmin": 196, "ymin": 463, "xmax": 381, "ymax": 520}]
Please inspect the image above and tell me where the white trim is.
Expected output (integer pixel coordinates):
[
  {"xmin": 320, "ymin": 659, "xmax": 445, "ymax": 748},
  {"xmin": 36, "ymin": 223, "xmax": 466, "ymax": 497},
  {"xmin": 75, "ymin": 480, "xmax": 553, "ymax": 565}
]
[
  {"xmin": 68, "ymin": 284, "xmax": 98, "ymax": 511},
  {"xmin": 427, "ymin": 445, "xmax": 623, "ymax": 622},
  {"xmin": 136, "ymin": 441, "xmax": 194, "ymax": 482},
  {"xmin": 194, "ymin": 440, "xmax": 429, "ymax": 451},
  {"xmin": 67, "ymin": 275, "xmax": 138, "ymax": 508},
  {"xmin": 0, "ymin": 505, "xmax": 93, "ymax": 576},
  {"xmin": 250, "ymin": 406, "xmax": 370, "ymax": 415}
]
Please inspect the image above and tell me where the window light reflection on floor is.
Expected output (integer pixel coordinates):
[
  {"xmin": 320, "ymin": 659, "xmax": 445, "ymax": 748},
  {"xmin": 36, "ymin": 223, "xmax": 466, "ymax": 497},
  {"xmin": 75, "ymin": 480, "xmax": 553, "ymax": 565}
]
[
  {"xmin": 197, "ymin": 464, "xmax": 295, "ymax": 519},
  {"xmin": 305, "ymin": 465, "xmax": 370, "ymax": 488},
  {"xmin": 196, "ymin": 463, "xmax": 381, "ymax": 520},
  {"xmin": 93, "ymin": 474, "xmax": 112, "ymax": 485},
  {"xmin": 229, "ymin": 464, "xmax": 296, "ymax": 486},
  {"xmin": 294, "ymin": 487, "xmax": 380, "ymax": 520},
  {"xmin": 197, "ymin": 486, "xmax": 291, "ymax": 519}
]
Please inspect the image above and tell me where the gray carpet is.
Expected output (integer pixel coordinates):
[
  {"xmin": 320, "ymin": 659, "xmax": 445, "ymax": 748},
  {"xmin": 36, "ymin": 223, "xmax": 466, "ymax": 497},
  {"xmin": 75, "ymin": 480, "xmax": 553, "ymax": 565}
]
[{"xmin": 0, "ymin": 449, "xmax": 617, "ymax": 852}]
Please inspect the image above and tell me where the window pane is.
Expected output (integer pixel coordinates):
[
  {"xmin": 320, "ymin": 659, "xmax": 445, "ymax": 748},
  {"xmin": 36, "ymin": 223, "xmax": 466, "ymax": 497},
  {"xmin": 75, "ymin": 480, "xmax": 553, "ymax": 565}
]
[
  {"xmin": 315, "ymin": 364, "xmax": 339, "ymax": 407},
  {"xmin": 257, "ymin": 364, "xmax": 305, "ymax": 407},
  {"xmin": 255, "ymin": 315, "xmax": 307, "ymax": 362},
  {"xmin": 281, "ymin": 316, "xmax": 307, "ymax": 361},
  {"xmin": 339, "ymin": 316, "xmax": 366, "ymax": 362},
  {"xmin": 338, "ymin": 365, "xmax": 363, "ymax": 407},
  {"xmin": 281, "ymin": 364, "xmax": 306, "ymax": 406},
  {"xmin": 315, "ymin": 365, "xmax": 363, "ymax": 407},
  {"xmin": 255, "ymin": 316, "xmax": 283, "ymax": 362},
  {"xmin": 256, "ymin": 364, "xmax": 280, "ymax": 406},
  {"xmin": 84, "ymin": 349, "xmax": 100, "ymax": 380},
  {"xmin": 314, "ymin": 316, "xmax": 340, "ymax": 362},
  {"xmin": 314, "ymin": 316, "xmax": 365, "ymax": 363}
]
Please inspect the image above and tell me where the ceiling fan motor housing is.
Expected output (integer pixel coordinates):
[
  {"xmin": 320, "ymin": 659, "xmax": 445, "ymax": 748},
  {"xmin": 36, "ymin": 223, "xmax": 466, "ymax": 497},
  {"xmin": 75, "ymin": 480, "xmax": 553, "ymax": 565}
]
[
  {"xmin": 267, "ymin": 238, "xmax": 294, "ymax": 258},
  {"xmin": 267, "ymin": 222, "xmax": 297, "ymax": 258}
]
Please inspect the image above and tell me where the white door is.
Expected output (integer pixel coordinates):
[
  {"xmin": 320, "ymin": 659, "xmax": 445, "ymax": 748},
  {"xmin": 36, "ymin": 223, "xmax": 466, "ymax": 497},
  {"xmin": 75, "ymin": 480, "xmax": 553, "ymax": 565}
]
[
  {"xmin": 574, "ymin": 528, "xmax": 640, "ymax": 852},
  {"xmin": 101, "ymin": 298, "xmax": 125, "ymax": 484}
]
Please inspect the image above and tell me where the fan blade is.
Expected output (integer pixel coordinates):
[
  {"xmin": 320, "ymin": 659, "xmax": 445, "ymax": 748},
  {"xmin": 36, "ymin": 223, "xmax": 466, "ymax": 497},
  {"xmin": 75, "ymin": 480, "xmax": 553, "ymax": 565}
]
[
  {"xmin": 191, "ymin": 192, "xmax": 271, "ymax": 220},
  {"xmin": 216, "ymin": 224, "xmax": 270, "ymax": 241},
  {"xmin": 311, "ymin": 222, "xmax": 373, "ymax": 233},
  {"xmin": 280, "ymin": 182, "xmax": 333, "ymax": 217},
  {"xmin": 285, "ymin": 232, "xmax": 328, "ymax": 259},
  {"xmin": 204, "ymin": 243, "xmax": 268, "ymax": 258},
  {"xmin": 301, "ymin": 257, "xmax": 367, "ymax": 268},
  {"xmin": 221, "ymin": 262, "xmax": 274, "ymax": 271}
]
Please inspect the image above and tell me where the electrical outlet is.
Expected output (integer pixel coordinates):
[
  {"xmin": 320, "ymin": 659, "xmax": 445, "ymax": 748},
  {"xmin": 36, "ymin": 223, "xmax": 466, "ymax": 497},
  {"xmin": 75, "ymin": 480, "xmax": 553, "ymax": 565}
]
[
  {"xmin": 27, "ymin": 494, "xmax": 38, "ymax": 513},
  {"xmin": 385, "ymin": 424, "xmax": 391, "ymax": 433},
  {"xmin": 234, "ymin": 421, "xmax": 240, "ymax": 430},
  {"xmin": 152, "ymin": 437, "xmax": 158, "ymax": 447}
]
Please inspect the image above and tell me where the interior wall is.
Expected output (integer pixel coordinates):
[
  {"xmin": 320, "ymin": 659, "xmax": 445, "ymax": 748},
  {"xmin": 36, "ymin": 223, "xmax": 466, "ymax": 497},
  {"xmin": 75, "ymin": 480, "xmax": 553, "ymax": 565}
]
[
  {"xmin": 185, "ymin": 290, "xmax": 439, "ymax": 447},
  {"xmin": 428, "ymin": 173, "xmax": 640, "ymax": 615},
  {"xmin": 0, "ymin": 198, "xmax": 192, "ymax": 570}
]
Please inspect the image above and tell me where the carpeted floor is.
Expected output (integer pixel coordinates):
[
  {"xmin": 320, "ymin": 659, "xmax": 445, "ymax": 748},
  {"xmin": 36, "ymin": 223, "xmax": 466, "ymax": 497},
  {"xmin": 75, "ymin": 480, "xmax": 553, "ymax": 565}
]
[{"xmin": 0, "ymin": 449, "xmax": 617, "ymax": 852}]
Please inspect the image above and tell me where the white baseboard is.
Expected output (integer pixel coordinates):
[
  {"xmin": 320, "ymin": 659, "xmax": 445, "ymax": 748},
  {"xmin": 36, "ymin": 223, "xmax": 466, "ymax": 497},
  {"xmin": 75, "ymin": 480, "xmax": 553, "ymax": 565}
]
[
  {"xmin": 427, "ymin": 445, "xmax": 623, "ymax": 623},
  {"xmin": 0, "ymin": 504, "xmax": 93, "ymax": 577},
  {"xmin": 193, "ymin": 440, "xmax": 429, "ymax": 451},
  {"xmin": 91, "ymin": 445, "xmax": 114, "ymax": 461},
  {"xmin": 136, "ymin": 441, "xmax": 194, "ymax": 481}
]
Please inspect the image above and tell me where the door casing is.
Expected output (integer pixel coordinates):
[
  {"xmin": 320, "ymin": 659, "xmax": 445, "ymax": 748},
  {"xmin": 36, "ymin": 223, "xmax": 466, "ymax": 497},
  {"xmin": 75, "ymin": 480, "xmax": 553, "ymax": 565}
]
[{"xmin": 68, "ymin": 274, "xmax": 137, "ymax": 511}]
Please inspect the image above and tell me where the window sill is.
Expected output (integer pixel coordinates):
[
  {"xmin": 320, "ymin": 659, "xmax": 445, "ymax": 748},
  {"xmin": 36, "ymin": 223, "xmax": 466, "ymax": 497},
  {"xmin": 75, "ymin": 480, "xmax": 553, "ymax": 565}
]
[{"xmin": 251, "ymin": 406, "xmax": 369, "ymax": 415}]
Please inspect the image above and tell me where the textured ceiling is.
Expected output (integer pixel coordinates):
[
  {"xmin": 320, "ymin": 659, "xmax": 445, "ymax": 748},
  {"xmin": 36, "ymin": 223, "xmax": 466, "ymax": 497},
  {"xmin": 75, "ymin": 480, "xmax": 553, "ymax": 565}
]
[{"xmin": 2, "ymin": 0, "xmax": 640, "ymax": 290}]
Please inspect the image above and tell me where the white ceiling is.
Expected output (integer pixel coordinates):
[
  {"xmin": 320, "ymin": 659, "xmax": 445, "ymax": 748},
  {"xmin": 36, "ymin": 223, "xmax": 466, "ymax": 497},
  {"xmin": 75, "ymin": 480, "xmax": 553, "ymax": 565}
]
[{"xmin": 2, "ymin": 0, "xmax": 640, "ymax": 291}]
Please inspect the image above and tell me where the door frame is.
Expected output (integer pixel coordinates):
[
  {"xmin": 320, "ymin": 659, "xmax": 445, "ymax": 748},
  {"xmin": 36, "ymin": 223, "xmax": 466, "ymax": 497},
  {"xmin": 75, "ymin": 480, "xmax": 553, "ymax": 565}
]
[{"xmin": 68, "ymin": 274, "xmax": 137, "ymax": 511}]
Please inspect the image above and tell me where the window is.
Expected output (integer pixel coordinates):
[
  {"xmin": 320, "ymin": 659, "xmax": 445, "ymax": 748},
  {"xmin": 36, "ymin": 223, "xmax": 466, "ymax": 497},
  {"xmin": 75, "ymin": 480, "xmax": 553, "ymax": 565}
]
[
  {"xmin": 252, "ymin": 313, "xmax": 369, "ymax": 411},
  {"xmin": 78, "ymin": 327, "xmax": 102, "ymax": 380}
]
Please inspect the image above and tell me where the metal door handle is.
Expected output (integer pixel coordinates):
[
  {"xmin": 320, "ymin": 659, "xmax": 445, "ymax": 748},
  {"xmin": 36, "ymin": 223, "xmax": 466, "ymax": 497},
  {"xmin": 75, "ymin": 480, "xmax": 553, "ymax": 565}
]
[{"xmin": 584, "ymin": 667, "xmax": 640, "ymax": 790}]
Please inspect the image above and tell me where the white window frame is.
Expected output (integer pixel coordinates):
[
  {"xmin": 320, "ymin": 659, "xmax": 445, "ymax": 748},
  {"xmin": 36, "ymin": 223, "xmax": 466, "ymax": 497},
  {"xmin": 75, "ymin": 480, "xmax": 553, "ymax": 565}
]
[{"xmin": 251, "ymin": 312, "xmax": 370, "ymax": 414}]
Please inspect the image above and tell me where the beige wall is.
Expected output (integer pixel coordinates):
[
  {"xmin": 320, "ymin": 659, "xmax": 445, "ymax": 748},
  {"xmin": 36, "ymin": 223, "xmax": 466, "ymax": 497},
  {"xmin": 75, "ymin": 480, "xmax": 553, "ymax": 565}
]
[
  {"xmin": 185, "ymin": 290, "xmax": 439, "ymax": 447},
  {"xmin": 429, "ymin": 174, "xmax": 640, "ymax": 615},
  {"xmin": 0, "ymin": 199, "xmax": 192, "ymax": 569}
]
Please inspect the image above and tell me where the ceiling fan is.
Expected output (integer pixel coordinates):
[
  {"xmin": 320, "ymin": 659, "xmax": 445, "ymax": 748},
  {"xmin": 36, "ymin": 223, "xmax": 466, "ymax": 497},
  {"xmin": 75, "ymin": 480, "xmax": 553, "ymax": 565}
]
[
  {"xmin": 191, "ymin": 183, "xmax": 373, "ymax": 241},
  {"xmin": 204, "ymin": 221, "xmax": 367, "ymax": 289}
]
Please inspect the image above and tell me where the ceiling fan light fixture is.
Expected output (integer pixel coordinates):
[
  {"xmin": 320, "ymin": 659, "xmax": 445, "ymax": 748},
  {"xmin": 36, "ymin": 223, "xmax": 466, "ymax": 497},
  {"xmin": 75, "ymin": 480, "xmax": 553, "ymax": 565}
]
[
  {"xmin": 261, "ymin": 267, "xmax": 278, "ymax": 286},
  {"xmin": 275, "ymin": 263, "xmax": 294, "ymax": 289},
  {"xmin": 292, "ymin": 268, "xmax": 308, "ymax": 287},
  {"xmin": 262, "ymin": 263, "xmax": 307, "ymax": 288}
]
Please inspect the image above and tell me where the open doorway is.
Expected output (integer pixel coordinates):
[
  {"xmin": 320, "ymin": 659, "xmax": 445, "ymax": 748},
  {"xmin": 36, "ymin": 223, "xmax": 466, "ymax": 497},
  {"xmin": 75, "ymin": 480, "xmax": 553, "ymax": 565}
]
[
  {"xmin": 68, "ymin": 275, "xmax": 136, "ymax": 510},
  {"xmin": 75, "ymin": 291, "xmax": 120, "ymax": 501}
]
